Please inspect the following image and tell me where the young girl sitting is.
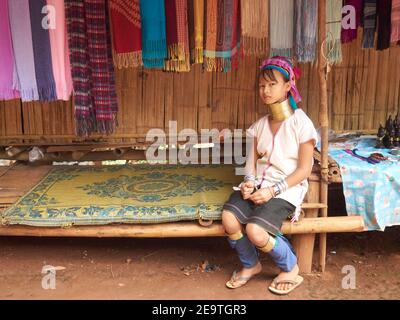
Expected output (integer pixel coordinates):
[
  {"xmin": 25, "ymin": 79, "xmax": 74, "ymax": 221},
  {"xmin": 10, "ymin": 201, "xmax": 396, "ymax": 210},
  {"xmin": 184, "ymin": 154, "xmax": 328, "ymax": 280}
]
[{"xmin": 221, "ymin": 56, "xmax": 318, "ymax": 295}]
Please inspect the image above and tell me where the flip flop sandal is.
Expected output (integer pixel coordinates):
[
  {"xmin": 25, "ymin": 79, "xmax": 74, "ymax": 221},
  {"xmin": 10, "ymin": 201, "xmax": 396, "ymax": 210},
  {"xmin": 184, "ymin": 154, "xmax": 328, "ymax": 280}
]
[
  {"xmin": 268, "ymin": 275, "xmax": 304, "ymax": 295},
  {"xmin": 225, "ymin": 270, "xmax": 253, "ymax": 289}
]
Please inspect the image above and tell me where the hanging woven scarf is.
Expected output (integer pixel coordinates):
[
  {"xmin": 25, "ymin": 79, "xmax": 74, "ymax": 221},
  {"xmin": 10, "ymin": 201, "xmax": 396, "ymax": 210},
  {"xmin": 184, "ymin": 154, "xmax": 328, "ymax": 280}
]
[
  {"xmin": 65, "ymin": 0, "xmax": 118, "ymax": 136},
  {"xmin": 175, "ymin": 0, "xmax": 190, "ymax": 71},
  {"xmin": 85, "ymin": 0, "xmax": 117, "ymax": 134},
  {"xmin": 240, "ymin": 0, "xmax": 269, "ymax": 56},
  {"xmin": 109, "ymin": 0, "xmax": 142, "ymax": 68},
  {"xmin": 0, "ymin": 0, "xmax": 20, "ymax": 100},
  {"xmin": 362, "ymin": 0, "xmax": 377, "ymax": 49},
  {"xmin": 164, "ymin": 0, "xmax": 190, "ymax": 71},
  {"xmin": 188, "ymin": 0, "xmax": 204, "ymax": 64},
  {"xmin": 326, "ymin": 0, "xmax": 343, "ymax": 64},
  {"xmin": 139, "ymin": 0, "xmax": 167, "ymax": 68},
  {"xmin": 377, "ymin": 0, "xmax": 392, "ymax": 50},
  {"xmin": 29, "ymin": 0, "xmax": 57, "ymax": 102},
  {"xmin": 8, "ymin": 0, "xmax": 39, "ymax": 101},
  {"xmin": 46, "ymin": 0, "xmax": 73, "ymax": 101},
  {"xmin": 294, "ymin": 0, "xmax": 318, "ymax": 63},
  {"xmin": 391, "ymin": 0, "xmax": 400, "ymax": 43},
  {"xmin": 270, "ymin": 0, "xmax": 294, "ymax": 58},
  {"xmin": 341, "ymin": 0, "xmax": 363, "ymax": 44},
  {"xmin": 204, "ymin": 0, "xmax": 241, "ymax": 72}
]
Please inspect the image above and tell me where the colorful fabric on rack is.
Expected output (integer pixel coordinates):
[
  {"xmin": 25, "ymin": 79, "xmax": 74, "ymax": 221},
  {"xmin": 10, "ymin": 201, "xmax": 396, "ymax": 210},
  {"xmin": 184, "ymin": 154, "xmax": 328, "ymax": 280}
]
[
  {"xmin": 109, "ymin": 0, "xmax": 142, "ymax": 68},
  {"xmin": 270, "ymin": 0, "xmax": 294, "ymax": 58},
  {"xmin": 240, "ymin": 0, "xmax": 269, "ymax": 56},
  {"xmin": 326, "ymin": 0, "xmax": 343, "ymax": 64},
  {"xmin": 29, "ymin": 0, "xmax": 57, "ymax": 102},
  {"xmin": 376, "ymin": 0, "xmax": 392, "ymax": 50},
  {"xmin": 204, "ymin": 0, "xmax": 241, "ymax": 72},
  {"xmin": 0, "ymin": 0, "xmax": 20, "ymax": 100},
  {"xmin": 46, "ymin": 0, "xmax": 73, "ymax": 101},
  {"xmin": 164, "ymin": 0, "xmax": 180, "ymax": 70},
  {"xmin": 65, "ymin": 0, "xmax": 118, "ymax": 136},
  {"xmin": 341, "ymin": 0, "xmax": 363, "ymax": 43},
  {"xmin": 294, "ymin": 0, "xmax": 318, "ymax": 63},
  {"xmin": 139, "ymin": 0, "xmax": 167, "ymax": 68},
  {"xmin": 362, "ymin": 0, "xmax": 377, "ymax": 49},
  {"xmin": 8, "ymin": 0, "xmax": 39, "ymax": 101},
  {"xmin": 391, "ymin": 0, "xmax": 400, "ymax": 43},
  {"xmin": 188, "ymin": 0, "xmax": 204, "ymax": 64},
  {"xmin": 163, "ymin": 0, "xmax": 191, "ymax": 72},
  {"xmin": 174, "ymin": 0, "xmax": 190, "ymax": 71}
]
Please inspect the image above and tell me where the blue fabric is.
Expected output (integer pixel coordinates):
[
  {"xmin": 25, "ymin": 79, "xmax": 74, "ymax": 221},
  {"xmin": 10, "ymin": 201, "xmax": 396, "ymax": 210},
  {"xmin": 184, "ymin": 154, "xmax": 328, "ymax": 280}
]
[
  {"xmin": 263, "ymin": 65, "xmax": 290, "ymax": 79},
  {"xmin": 227, "ymin": 236, "xmax": 259, "ymax": 269},
  {"xmin": 139, "ymin": 0, "xmax": 167, "ymax": 68},
  {"xmin": 318, "ymin": 137, "xmax": 400, "ymax": 231},
  {"xmin": 269, "ymin": 235, "xmax": 297, "ymax": 272}
]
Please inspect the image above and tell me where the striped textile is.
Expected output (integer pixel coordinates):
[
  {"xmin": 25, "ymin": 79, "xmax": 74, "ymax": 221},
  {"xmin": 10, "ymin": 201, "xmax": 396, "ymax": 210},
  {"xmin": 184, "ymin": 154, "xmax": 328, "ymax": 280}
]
[{"xmin": 65, "ymin": 0, "xmax": 118, "ymax": 136}]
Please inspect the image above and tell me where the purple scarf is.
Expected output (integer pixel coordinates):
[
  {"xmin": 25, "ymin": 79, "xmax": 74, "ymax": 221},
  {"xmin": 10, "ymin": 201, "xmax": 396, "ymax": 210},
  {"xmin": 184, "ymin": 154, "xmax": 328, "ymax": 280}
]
[
  {"xmin": 0, "ymin": 0, "xmax": 20, "ymax": 100},
  {"xmin": 29, "ymin": 0, "xmax": 57, "ymax": 101},
  {"xmin": 341, "ymin": 0, "xmax": 363, "ymax": 43},
  {"xmin": 8, "ymin": 0, "xmax": 39, "ymax": 101}
]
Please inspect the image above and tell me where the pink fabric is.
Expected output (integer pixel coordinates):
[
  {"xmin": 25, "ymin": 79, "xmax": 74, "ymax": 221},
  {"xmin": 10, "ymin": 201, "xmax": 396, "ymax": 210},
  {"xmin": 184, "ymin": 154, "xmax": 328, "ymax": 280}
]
[
  {"xmin": 46, "ymin": 0, "xmax": 73, "ymax": 101},
  {"xmin": 0, "ymin": 0, "xmax": 20, "ymax": 100},
  {"xmin": 259, "ymin": 57, "xmax": 302, "ymax": 106}
]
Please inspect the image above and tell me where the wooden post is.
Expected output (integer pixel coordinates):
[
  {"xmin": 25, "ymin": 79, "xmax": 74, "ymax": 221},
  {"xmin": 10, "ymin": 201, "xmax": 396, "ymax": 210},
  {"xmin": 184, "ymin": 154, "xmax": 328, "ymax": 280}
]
[
  {"xmin": 318, "ymin": 0, "xmax": 329, "ymax": 272},
  {"xmin": 292, "ymin": 179, "xmax": 320, "ymax": 274}
]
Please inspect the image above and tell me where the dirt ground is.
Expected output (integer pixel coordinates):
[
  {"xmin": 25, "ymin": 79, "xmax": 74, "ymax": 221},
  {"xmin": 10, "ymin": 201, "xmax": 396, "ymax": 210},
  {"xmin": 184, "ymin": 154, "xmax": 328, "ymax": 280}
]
[{"xmin": 1, "ymin": 226, "xmax": 400, "ymax": 300}]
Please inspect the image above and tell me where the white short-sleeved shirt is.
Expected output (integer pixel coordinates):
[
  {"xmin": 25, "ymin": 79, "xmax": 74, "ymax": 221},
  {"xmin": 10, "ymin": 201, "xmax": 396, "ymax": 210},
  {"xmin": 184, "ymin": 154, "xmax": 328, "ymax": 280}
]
[{"xmin": 246, "ymin": 108, "xmax": 319, "ymax": 220}]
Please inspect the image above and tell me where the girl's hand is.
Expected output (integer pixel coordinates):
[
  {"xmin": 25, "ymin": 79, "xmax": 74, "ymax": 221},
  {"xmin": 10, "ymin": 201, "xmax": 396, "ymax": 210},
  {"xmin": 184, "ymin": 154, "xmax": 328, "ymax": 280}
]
[
  {"xmin": 241, "ymin": 181, "xmax": 255, "ymax": 200},
  {"xmin": 249, "ymin": 187, "xmax": 273, "ymax": 205}
]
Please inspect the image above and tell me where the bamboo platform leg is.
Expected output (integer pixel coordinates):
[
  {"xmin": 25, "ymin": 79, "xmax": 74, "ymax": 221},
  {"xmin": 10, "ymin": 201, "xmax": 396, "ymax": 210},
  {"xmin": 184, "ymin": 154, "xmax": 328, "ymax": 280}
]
[
  {"xmin": 318, "ymin": 0, "xmax": 329, "ymax": 273},
  {"xmin": 292, "ymin": 180, "xmax": 320, "ymax": 274}
]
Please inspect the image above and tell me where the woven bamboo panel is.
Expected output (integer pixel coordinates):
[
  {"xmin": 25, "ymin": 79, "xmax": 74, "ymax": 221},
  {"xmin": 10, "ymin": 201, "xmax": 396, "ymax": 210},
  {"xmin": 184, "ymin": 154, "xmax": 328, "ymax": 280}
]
[{"xmin": 1, "ymin": 35, "xmax": 400, "ymax": 145}]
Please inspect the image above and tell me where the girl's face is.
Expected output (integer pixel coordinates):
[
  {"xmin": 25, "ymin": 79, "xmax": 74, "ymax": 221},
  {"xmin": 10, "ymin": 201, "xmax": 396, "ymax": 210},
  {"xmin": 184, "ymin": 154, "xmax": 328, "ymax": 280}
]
[{"xmin": 258, "ymin": 69, "xmax": 291, "ymax": 105}]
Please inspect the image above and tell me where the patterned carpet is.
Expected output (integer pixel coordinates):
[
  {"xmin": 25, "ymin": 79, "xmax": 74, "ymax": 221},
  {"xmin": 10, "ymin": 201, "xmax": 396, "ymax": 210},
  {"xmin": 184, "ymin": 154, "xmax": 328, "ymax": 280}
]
[{"xmin": 1, "ymin": 164, "xmax": 242, "ymax": 227}]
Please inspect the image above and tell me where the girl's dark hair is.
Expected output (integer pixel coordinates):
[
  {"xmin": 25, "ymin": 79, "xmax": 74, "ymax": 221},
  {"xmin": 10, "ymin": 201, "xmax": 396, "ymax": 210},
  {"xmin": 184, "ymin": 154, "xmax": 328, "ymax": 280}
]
[{"xmin": 260, "ymin": 68, "xmax": 289, "ymax": 83}]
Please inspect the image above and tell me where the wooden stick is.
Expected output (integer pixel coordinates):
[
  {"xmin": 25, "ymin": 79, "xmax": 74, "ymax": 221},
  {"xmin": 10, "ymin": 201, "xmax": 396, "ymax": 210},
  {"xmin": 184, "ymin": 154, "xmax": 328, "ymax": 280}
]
[
  {"xmin": 318, "ymin": 0, "xmax": 329, "ymax": 273},
  {"xmin": 0, "ymin": 216, "xmax": 365, "ymax": 238}
]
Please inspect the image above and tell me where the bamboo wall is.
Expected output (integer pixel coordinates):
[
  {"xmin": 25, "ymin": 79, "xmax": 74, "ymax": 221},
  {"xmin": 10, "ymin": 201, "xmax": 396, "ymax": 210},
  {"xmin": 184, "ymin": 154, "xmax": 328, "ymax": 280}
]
[{"xmin": 1, "ymin": 33, "xmax": 400, "ymax": 145}]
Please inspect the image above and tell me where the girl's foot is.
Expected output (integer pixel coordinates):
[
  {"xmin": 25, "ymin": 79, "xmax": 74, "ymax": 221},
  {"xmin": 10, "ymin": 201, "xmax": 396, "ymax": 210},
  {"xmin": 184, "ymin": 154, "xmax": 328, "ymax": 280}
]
[
  {"xmin": 268, "ymin": 264, "xmax": 303, "ymax": 295},
  {"xmin": 225, "ymin": 262, "xmax": 262, "ymax": 289}
]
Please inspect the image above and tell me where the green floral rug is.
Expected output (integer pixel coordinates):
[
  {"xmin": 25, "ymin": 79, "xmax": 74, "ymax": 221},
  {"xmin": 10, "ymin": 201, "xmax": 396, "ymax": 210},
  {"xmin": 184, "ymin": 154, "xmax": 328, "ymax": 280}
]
[{"xmin": 1, "ymin": 164, "xmax": 242, "ymax": 227}]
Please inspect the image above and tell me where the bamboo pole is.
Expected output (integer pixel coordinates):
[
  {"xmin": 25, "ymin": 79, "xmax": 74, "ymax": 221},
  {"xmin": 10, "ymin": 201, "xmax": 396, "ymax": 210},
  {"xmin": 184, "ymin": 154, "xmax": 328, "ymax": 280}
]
[
  {"xmin": 318, "ymin": 0, "xmax": 329, "ymax": 272},
  {"xmin": 0, "ymin": 216, "xmax": 365, "ymax": 238}
]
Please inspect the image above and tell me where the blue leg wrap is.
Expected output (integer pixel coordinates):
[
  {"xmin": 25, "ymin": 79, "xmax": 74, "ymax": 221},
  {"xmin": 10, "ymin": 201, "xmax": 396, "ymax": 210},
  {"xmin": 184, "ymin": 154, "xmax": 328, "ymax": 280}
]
[
  {"xmin": 268, "ymin": 235, "xmax": 297, "ymax": 272},
  {"xmin": 227, "ymin": 235, "xmax": 259, "ymax": 269}
]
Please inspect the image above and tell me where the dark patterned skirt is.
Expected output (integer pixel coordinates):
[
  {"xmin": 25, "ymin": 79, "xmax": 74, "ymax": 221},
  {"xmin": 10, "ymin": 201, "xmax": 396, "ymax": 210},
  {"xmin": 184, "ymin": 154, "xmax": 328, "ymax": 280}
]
[{"xmin": 222, "ymin": 191, "xmax": 296, "ymax": 236}]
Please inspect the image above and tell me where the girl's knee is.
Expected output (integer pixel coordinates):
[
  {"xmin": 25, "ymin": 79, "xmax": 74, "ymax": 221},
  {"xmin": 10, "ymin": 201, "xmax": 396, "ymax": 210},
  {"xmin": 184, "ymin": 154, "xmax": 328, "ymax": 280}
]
[
  {"xmin": 221, "ymin": 210, "xmax": 241, "ymax": 234},
  {"xmin": 246, "ymin": 223, "xmax": 269, "ymax": 246}
]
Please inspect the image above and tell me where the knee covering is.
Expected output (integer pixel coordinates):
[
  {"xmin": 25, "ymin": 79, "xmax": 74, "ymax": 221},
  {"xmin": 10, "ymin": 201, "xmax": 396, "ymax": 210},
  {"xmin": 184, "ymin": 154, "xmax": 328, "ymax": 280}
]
[
  {"xmin": 269, "ymin": 235, "xmax": 297, "ymax": 272},
  {"xmin": 226, "ymin": 230, "xmax": 259, "ymax": 268}
]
